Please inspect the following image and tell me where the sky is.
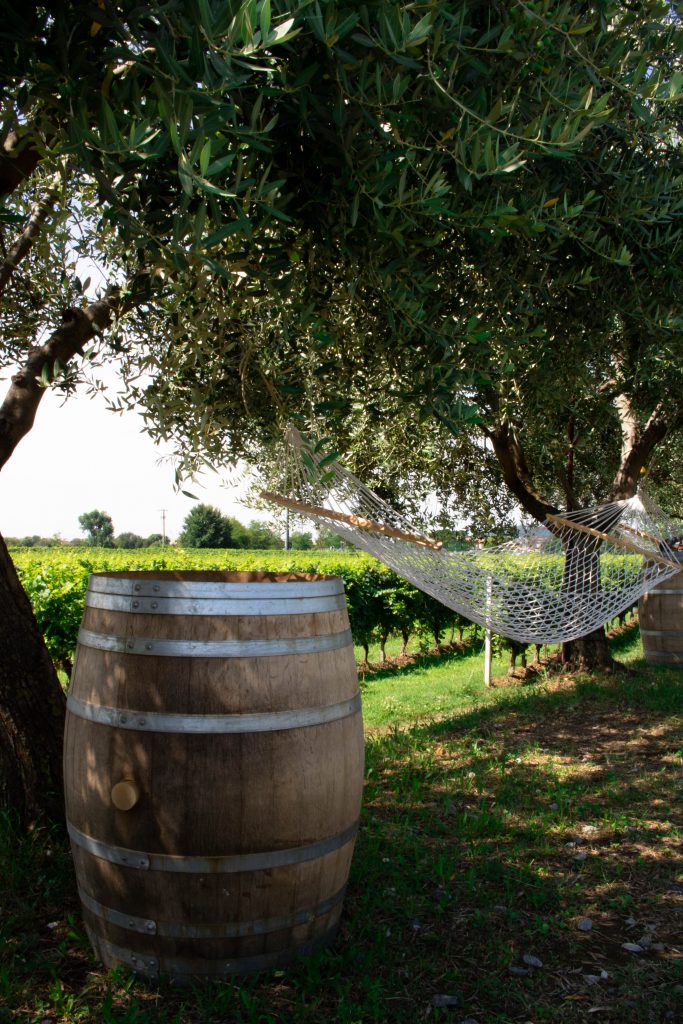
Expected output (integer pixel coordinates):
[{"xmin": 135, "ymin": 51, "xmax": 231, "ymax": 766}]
[{"xmin": 0, "ymin": 376, "xmax": 268, "ymax": 542}]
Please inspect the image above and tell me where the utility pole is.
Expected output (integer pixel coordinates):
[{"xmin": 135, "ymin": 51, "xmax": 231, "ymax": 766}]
[{"xmin": 160, "ymin": 509, "xmax": 167, "ymax": 547}]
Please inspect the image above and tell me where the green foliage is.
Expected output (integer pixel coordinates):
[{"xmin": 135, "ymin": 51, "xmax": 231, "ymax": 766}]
[
  {"xmin": 15, "ymin": 558, "xmax": 91, "ymax": 669},
  {"xmin": 77, "ymin": 510, "xmax": 114, "ymax": 547},
  {"xmin": 644, "ymin": 434, "xmax": 683, "ymax": 520},
  {"xmin": 1, "ymin": 0, "xmax": 680, "ymax": 511},
  {"xmin": 178, "ymin": 503, "xmax": 237, "ymax": 548},
  {"xmin": 289, "ymin": 530, "xmax": 314, "ymax": 550},
  {"xmin": 314, "ymin": 527, "xmax": 353, "ymax": 550},
  {"xmin": 343, "ymin": 567, "xmax": 386, "ymax": 660},
  {"xmin": 11, "ymin": 546, "xmax": 647, "ymax": 667},
  {"xmin": 3, "ymin": 535, "xmax": 63, "ymax": 548},
  {"xmin": 241, "ymin": 520, "xmax": 284, "ymax": 549},
  {"xmin": 114, "ymin": 532, "xmax": 145, "ymax": 549},
  {"xmin": 11, "ymin": 547, "xmax": 469, "ymax": 666},
  {"xmin": 413, "ymin": 589, "xmax": 458, "ymax": 650},
  {"xmin": 372, "ymin": 576, "xmax": 421, "ymax": 658}
]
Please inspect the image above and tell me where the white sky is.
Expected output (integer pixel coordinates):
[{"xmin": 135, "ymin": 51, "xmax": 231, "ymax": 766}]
[
  {"xmin": 0, "ymin": 378, "xmax": 267, "ymax": 542},
  {"xmin": 0, "ymin": 245, "xmax": 278, "ymax": 542}
]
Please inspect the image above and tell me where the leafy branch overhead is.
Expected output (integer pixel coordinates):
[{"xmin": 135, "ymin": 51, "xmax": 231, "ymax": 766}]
[
  {"xmin": 0, "ymin": 0, "xmax": 681, "ymax": 493},
  {"xmin": 0, "ymin": 0, "xmax": 682, "ymax": 824}
]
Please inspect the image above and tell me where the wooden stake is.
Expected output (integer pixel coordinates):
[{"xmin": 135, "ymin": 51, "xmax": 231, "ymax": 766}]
[{"xmin": 483, "ymin": 571, "xmax": 493, "ymax": 687}]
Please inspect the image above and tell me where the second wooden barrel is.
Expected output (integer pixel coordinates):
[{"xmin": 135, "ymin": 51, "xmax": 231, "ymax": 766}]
[
  {"xmin": 639, "ymin": 551, "xmax": 683, "ymax": 668},
  {"xmin": 63, "ymin": 571, "xmax": 364, "ymax": 983}
]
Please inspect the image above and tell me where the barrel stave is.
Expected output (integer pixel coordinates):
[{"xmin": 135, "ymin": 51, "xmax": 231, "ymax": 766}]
[
  {"xmin": 65, "ymin": 705, "xmax": 363, "ymax": 856},
  {"xmin": 74, "ymin": 610, "xmax": 357, "ymax": 715},
  {"xmin": 639, "ymin": 557, "xmax": 683, "ymax": 667}
]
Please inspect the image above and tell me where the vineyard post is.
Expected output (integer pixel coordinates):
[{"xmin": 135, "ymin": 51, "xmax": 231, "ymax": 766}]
[{"xmin": 478, "ymin": 539, "xmax": 493, "ymax": 687}]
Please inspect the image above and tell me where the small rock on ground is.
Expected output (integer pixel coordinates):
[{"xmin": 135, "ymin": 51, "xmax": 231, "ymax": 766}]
[
  {"xmin": 508, "ymin": 964, "xmax": 530, "ymax": 977},
  {"xmin": 431, "ymin": 994, "xmax": 460, "ymax": 1008}
]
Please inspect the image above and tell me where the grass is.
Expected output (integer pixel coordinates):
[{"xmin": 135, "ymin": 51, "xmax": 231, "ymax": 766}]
[
  {"xmin": 2, "ymin": 625, "xmax": 682, "ymax": 1023},
  {"xmin": 358, "ymin": 632, "xmax": 521, "ymax": 733}
]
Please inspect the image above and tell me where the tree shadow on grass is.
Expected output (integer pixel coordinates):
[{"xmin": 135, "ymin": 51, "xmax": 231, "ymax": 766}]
[
  {"xmin": 2, "ymin": 661, "xmax": 682, "ymax": 1024},
  {"xmin": 353, "ymin": 662, "xmax": 683, "ymax": 1022}
]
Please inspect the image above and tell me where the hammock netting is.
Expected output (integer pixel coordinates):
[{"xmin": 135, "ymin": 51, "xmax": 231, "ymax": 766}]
[{"xmin": 263, "ymin": 428, "xmax": 681, "ymax": 645}]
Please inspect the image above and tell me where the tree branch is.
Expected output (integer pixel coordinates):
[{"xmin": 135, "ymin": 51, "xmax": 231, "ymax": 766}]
[
  {"xmin": 0, "ymin": 170, "xmax": 61, "ymax": 296},
  {"xmin": 613, "ymin": 390, "xmax": 639, "ymax": 465},
  {"xmin": 611, "ymin": 398, "xmax": 671, "ymax": 500},
  {"xmin": 0, "ymin": 291, "xmax": 119, "ymax": 471},
  {"xmin": 0, "ymin": 130, "xmax": 41, "ymax": 199},
  {"xmin": 483, "ymin": 420, "xmax": 559, "ymax": 522}
]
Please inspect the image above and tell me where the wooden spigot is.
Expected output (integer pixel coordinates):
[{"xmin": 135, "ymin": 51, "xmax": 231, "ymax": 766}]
[{"xmin": 111, "ymin": 779, "xmax": 140, "ymax": 811}]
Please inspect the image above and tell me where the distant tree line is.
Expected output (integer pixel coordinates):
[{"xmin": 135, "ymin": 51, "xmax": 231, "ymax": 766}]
[
  {"xmin": 172, "ymin": 503, "xmax": 350, "ymax": 550},
  {"xmin": 6, "ymin": 504, "xmax": 352, "ymax": 550}
]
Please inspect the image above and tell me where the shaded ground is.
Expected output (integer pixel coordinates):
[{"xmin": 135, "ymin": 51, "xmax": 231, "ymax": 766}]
[
  {"xmin": 356, "ymin": 668, "xmax": 683, "ymax": 1023},
  {"xmin": 2, "ymin": 647, "xmax": 682, "ymax": 1023}
]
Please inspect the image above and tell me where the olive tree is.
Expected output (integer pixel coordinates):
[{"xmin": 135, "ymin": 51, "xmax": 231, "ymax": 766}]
[{"xmin": 0, "ymin": 0, "xmax": 681, "ymax": 821}]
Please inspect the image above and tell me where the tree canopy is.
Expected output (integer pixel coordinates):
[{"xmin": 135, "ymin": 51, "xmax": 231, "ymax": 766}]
[
  {"xmin": 77, "ymin": 509, "xmax": 114, "ymax": 547},
  {"xmin": 240, "ymin": 520, "xmax": 284, "ymax": 549},
  {"xmin": 1, "ymin": 0, "xmax": 681, "ymax": 509},
  {"xmin": 178, "ymin": 503, "xmax": 236, "ymax": 548},
  {"xmin": 114, "ymin": 532, "xmax": 146, "ymax": 549},
  {"xmin": 1, "ymin": 0, "xmax": 683, "ymax": 821}
]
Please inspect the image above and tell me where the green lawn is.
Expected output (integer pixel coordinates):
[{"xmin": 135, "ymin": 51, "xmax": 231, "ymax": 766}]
[
  {"xmin": 359, "ymin": 637, "xmax": 521, "ymax": 732},
  {"xmin": 2, "ymin": 625, "xmax": 682, "ymax": 1023}
]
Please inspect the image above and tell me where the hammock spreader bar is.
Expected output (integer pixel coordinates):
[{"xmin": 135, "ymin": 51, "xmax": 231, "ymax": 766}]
[
  {"xmin": 546, "ymin": 514, "xmax": 680, "ymax": 570},
  {"xmin": 260, "ymin": 491, "xmax": 444, "ymax": 550}
]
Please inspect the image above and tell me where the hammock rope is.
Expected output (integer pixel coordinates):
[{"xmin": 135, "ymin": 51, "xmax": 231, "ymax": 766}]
[{"xmin": 261, "ymin": 427, "xmax": 681, "ymax": 645}]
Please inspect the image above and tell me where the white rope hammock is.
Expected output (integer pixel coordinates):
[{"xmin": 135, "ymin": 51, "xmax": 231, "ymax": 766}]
[{"xmin": 262, "ymin": 427, "xmax": 681, "ymax": 645}]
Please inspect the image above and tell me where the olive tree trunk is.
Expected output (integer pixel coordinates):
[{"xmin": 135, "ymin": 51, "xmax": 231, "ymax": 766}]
[
  {"xmin": 486, "ymin": 403, "xmax": 672, "ymax": 673},
  {"xmin": 0, "ymin": 531, "xmax": 66, "ymax": 824},
  {"xmin": 563, "ymin": 627, "xmax": 615, "ymax": 672},
  {"xmin": 0, "ymin": 296, "xmax": 119, "ymax": 824}
]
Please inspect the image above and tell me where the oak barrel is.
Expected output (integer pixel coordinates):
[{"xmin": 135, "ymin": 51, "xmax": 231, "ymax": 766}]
[
  {"xmin": 639, "ymin": 551, "xmax": 683, "ymax": 668},
  {"xmin": 63, "ymin": 571, "xmax": 364, "ymax": 982}
]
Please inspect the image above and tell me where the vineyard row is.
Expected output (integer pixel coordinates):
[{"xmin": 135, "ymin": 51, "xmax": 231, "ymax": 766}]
[
  {"xmin": 11, "ymin": 547, "xmax": 495, "ymax": 669},
  {"xmin": 11, "ymin": 547, "xmax": 635, "ymax": 669}
]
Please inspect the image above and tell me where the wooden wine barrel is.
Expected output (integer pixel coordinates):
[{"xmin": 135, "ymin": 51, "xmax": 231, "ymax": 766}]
[
  {"xmin": 63, "ymin": 571, "xmax": 364, "ymax": 983},
  {"xmin": 639, "ymin": 551, "xmax": 683, "ymax": 668}
]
